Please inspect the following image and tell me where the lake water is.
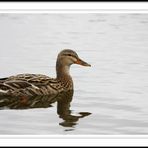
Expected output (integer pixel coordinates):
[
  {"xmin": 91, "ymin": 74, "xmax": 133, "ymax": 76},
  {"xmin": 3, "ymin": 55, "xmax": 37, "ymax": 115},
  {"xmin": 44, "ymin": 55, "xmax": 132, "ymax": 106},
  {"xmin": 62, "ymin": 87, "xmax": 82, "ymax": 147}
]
[{"xmin": 0, "ymin": 13, "xmax": 148, "ymax": 135}]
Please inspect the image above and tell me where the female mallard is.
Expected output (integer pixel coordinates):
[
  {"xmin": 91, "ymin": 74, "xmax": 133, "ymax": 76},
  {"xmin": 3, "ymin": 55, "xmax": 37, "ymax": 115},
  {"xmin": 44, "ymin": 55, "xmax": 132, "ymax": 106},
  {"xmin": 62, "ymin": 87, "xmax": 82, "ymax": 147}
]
[{"xmin": 0, "ymin": 49, "xmax": 91, "ymax": 97}]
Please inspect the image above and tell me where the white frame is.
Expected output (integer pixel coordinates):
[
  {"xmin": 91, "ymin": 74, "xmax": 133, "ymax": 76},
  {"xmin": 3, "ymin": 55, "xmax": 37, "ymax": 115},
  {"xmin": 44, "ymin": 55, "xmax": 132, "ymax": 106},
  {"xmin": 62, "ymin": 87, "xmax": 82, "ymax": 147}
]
[{"xmin": 0, "ymin": 2, "xmax": 148, "ymax": 146}]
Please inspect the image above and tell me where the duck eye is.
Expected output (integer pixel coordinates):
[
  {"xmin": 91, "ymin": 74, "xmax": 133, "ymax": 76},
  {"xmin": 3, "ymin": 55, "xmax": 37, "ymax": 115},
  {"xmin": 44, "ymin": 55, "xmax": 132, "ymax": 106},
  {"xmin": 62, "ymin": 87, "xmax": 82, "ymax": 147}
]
[{"xmin": 67, "ymin": 54, "xmax": 72, "ymax": 56}]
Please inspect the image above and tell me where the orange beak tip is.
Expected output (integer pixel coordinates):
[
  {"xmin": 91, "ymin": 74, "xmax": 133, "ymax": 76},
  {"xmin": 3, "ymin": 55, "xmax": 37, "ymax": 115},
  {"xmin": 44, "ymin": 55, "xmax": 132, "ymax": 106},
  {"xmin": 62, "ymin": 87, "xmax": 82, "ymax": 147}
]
[{"xmin": 75, "ymin": 59, "xmax": 91, "ymax": 67}]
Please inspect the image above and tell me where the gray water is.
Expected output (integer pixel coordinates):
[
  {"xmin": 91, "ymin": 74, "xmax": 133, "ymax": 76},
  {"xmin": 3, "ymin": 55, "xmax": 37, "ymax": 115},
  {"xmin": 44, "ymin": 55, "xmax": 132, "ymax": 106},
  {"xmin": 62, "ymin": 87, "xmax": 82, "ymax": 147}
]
[{"xmin": 0, "ymin": 13, "xmax": 148, "ymax": 135}]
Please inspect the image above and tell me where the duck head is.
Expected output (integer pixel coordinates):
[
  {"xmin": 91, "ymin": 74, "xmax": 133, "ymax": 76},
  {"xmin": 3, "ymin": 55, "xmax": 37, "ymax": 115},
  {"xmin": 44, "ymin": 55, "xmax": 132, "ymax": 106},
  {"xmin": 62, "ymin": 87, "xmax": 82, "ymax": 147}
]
[
  {"xmin": 57, "ymin": 49, "xmax": 91, "ymax": 67},
  {"xmin": 56, "ymin": 49, "xmax": 91, "ymax": 79},
  {"xmin": 56, "ymin": 49, "xmax": 91, "ymax": 78}
]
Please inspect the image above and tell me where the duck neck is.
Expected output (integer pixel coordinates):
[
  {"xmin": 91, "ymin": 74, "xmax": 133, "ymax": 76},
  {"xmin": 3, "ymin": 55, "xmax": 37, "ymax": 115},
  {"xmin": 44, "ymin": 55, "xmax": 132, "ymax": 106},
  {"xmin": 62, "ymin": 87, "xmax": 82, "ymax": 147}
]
[{"xmin": 56, "ymin": 60, "xmax": 73, "ymax": 87}]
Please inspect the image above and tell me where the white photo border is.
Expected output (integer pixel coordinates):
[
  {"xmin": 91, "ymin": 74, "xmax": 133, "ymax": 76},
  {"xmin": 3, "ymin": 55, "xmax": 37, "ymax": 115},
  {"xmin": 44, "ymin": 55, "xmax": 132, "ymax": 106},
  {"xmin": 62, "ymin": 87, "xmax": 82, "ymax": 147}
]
[{"xmin": 0, "ymin": 1, "xmax": 148, "ymax": 147}]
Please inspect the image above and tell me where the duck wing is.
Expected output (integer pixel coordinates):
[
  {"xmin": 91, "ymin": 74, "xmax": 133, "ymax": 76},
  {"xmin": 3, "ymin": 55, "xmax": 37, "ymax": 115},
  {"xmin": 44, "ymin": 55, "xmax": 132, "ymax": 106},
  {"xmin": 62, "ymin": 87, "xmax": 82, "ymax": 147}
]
[
  {"xmin": 2, "ymin": 74, "xmax": 56, "ymax": 85},
  {"xmin": 0, "ymin": 74, "xmax": 59, "ymax": 96},
  {"xmin": 0, "ymin": 79, "xmax": 35, "ymax": 96}
]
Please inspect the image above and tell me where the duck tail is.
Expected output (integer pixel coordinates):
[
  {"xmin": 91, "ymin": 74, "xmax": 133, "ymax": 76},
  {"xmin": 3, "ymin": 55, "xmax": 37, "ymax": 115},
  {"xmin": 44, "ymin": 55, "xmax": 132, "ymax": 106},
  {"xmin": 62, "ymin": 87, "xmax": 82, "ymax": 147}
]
[
  {"xmin": 0, "ymin": 77, "xmax": 8, "ymax": 82},
  {"xmin": 0, "ymin": 82, "xmax": 9, "ymax": 95}
]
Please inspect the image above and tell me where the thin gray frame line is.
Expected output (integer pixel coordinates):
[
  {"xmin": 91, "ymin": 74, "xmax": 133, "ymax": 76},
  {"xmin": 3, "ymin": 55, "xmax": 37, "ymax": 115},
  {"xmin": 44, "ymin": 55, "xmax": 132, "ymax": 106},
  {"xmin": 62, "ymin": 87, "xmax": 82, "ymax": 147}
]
[
  {"xmin": 1, "ymin": 136, "xmax": 148, "ymax": 139},
  {"xmin": 0, "ymin": 9, "xmax": 148, "ymax": 12}
]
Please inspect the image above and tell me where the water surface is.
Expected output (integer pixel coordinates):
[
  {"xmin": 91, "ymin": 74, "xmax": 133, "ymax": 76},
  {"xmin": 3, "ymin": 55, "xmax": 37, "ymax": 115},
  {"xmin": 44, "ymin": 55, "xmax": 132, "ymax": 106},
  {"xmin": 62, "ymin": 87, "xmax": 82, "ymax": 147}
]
[{"xmin": 0, "ymin": 13, "xmax": 148, "ymax": 135}]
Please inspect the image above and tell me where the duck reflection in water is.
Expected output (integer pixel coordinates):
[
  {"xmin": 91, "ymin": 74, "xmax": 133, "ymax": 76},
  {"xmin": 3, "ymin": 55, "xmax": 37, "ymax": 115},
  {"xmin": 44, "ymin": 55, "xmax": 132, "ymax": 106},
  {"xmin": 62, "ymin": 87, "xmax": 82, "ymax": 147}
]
[
  {"xmin": 0, "ymin": 90, "xmax": 91, "ymax": 128},
  {"xmin": 57, "ymin": 90, "xmax": 91, "ymax": 128}
]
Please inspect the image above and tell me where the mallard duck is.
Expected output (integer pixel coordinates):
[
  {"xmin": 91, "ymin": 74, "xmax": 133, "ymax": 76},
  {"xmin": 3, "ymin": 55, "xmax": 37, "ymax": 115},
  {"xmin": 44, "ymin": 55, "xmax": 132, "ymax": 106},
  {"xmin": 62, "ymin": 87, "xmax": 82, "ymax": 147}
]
[{"xmin": 0, "ymin": 49, "xmax": 91, "ymax": 97}]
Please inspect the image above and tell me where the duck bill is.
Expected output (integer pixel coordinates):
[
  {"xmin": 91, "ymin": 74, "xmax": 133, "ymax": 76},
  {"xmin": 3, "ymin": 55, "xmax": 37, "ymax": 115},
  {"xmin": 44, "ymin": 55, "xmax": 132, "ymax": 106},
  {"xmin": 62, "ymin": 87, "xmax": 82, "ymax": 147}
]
[{"xmin": 75, "ymin": 58, "xmax": 91, "ymax": 67}]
